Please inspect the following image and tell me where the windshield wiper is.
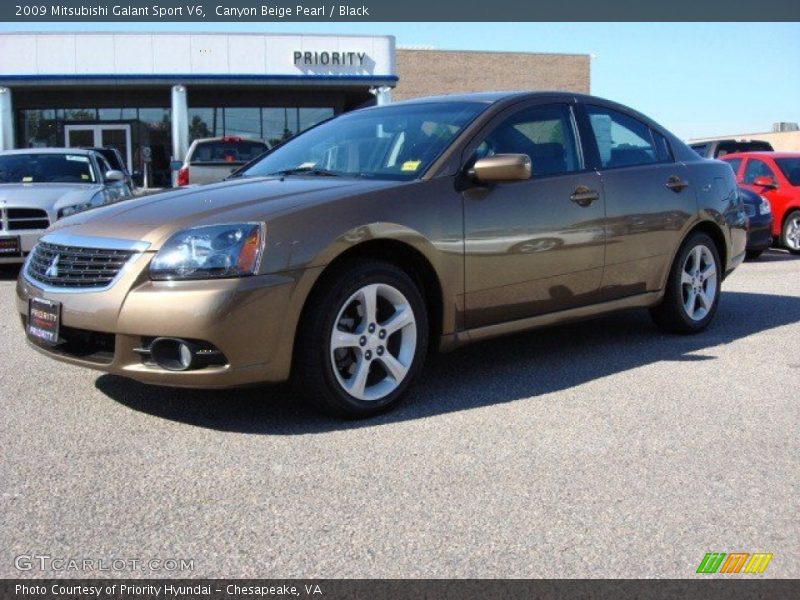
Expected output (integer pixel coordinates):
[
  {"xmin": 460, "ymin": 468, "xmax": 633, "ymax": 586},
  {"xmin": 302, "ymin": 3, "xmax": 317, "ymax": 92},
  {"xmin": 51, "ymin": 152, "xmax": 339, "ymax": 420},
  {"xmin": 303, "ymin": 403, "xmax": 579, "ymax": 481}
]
[{"xmin": 269, "ymin": 167, "xmax": 343, "ymax": 177}]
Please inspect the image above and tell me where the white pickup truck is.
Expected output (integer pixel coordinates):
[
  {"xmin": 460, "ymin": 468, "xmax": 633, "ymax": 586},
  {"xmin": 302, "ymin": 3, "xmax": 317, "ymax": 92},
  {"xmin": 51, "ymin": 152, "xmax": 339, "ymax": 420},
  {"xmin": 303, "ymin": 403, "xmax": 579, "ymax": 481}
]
[{"xmin": 176, "ymin": 136, "xmax": 269, "ymax": 187}]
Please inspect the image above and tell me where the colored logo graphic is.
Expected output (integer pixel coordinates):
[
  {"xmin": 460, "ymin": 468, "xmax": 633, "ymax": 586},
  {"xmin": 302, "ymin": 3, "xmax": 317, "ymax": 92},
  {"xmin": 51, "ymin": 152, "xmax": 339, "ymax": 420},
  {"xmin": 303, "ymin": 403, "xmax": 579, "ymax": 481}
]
[{"xmin": 696, "ymin": 552, "xmax": 773, "ymax": 574}]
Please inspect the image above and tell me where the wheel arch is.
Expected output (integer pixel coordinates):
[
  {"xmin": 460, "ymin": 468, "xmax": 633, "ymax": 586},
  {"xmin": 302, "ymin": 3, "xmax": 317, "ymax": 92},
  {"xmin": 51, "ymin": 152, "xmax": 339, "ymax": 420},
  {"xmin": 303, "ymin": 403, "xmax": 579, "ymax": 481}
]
[{"xmin": 293, "ymin": 237, "xmax": 446, "ymax": 357}]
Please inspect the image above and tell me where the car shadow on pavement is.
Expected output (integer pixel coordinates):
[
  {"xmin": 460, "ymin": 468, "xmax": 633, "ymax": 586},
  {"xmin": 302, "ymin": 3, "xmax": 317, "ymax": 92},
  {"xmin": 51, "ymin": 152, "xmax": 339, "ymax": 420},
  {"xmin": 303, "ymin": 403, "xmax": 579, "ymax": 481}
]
[
  {"xmin": 96, "ymin": 290, "xmax": 800, "ymax": 434},
  {"xmin": 756, "ymin": 248, "xmax": 800, "ymax": 262}
]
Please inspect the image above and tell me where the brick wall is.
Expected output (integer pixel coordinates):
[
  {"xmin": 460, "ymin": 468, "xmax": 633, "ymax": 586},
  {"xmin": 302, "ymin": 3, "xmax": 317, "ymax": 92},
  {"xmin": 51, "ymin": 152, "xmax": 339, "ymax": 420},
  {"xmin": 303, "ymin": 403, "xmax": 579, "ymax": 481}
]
[{"xmin": 393, "ymin": 49, "xmax": 591, "ymax": 101}]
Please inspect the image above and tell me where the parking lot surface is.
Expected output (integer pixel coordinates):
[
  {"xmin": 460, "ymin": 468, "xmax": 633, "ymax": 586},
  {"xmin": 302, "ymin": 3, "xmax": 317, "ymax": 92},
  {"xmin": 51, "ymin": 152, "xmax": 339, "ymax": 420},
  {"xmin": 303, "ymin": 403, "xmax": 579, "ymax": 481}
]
[{"xmin": 1, "ymin": 250, "xmax": 798, "ymax": 578}]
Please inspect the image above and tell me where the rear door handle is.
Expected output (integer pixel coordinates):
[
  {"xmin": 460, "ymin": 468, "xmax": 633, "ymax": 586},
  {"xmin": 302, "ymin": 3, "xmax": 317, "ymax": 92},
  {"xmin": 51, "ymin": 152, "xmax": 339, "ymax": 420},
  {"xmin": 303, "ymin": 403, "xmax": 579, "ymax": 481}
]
[
  {"xmin": 570, "ymin": 186, "xmax": 600, "ymax": 207},
  {"xmin": 666, "ymin": 175, "xmax": 689, "ymax": 193}
]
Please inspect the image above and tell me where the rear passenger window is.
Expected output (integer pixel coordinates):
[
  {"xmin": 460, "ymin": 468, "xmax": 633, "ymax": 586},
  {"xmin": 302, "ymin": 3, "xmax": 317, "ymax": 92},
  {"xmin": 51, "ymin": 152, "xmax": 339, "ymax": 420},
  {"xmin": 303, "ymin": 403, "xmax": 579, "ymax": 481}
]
[
  {"xmin": 473, "ymin": 104, "xmax": 581, "ymax": 177},
  {"xmin": 190, "ymin": 139, "xmax": 269, "ymax": 165},
  {"xmin": 587, "ymin": 105, "xmax": 658, "ymax": 168},
  {"xmin": 725, "ymin": 158, "xmax": 742, "ymax": 176}
]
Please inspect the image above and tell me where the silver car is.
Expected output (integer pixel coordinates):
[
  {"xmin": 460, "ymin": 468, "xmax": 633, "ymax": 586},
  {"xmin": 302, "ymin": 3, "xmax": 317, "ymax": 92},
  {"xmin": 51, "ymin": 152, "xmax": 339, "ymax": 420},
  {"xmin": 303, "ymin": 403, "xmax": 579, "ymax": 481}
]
[{"xmin": 0, "ymin": 148, "xmax": 132, "ymax": 264}]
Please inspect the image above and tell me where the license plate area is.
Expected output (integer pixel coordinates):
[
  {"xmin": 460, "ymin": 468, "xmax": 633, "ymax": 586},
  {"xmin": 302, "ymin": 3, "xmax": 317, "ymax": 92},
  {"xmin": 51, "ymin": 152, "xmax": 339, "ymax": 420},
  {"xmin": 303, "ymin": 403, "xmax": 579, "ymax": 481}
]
[
  {"xmin": 28, "ymin": 297, "xmax": 61, "ymax": 345},
  {"xmin": 0, "ymin": 236, "xmax": 21, "ymax": 256}
]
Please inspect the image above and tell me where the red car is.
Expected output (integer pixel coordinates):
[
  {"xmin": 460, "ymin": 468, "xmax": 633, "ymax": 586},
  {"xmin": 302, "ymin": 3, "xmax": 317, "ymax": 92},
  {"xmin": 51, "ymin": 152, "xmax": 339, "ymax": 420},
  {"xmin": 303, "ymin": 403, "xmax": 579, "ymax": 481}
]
[{"xmin": 721, "ymin": 152, "xmax": 800, "ymax": 254}]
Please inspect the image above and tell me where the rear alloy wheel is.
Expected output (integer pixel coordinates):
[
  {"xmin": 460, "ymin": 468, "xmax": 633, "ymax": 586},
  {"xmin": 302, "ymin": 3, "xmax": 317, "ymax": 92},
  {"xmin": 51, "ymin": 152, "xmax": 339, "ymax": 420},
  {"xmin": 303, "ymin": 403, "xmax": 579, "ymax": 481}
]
[
  {"xmin": 781, "ymin": 210, "xmax": 800, "ymax": 255},
  {"xmin": 650, "ymin": 232, "xmax": 721, "ymax": 334},
  {"xmin": 294, "ymin": 260, "xmax": 428, "ymax": 418}
]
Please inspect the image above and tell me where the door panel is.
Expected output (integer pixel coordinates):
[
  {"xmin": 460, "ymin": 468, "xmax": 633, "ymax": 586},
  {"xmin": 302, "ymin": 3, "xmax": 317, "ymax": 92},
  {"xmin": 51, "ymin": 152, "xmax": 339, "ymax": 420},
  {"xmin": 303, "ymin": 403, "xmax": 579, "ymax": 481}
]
[
  {"xmin": 598, "ymin": 163, "xmax": 696, "ymax": 300},
  {"xmin": 582, "ymin": 104, "xmax": 696, "ymax": 300},
  {"xmin": 462, "ymin": 102, "xmax": 605, "ymax": 329},
  {"xmin": 464, "ymin": 172, "xmax": 606, "ymax": 327}
]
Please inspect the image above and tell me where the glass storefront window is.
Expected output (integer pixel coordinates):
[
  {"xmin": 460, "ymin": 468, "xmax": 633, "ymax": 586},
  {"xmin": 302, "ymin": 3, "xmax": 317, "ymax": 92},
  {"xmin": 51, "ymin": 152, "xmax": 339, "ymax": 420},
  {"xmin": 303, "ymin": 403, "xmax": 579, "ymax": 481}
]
[
  {"xmin": 18, "ymin": 104, "xmax": 335, "ymax": 186},
  {"xmin": 299, "ymin": 108, "xmax": 334, "ymax": 132},
  {"xmin": 224, "ymin": 108, "xmax": 262, "ymax": 140},
  {"xmin": 98, "ymin": 108, "xmax": 137, "ymax": 121},
  {"xmin": 63, "ymin": 108, "xmax": 97, "ymax": 121},
  {"xmin": 188, "ymin": 108, "xmax": 222, "ymax": 141},
  {"xmin": 21, "ymin": 109, "xmax": 59, "ymax": 148},
  {"xmin": 263, "ymin": 108, "xmax": 297, "ymax": 147}
]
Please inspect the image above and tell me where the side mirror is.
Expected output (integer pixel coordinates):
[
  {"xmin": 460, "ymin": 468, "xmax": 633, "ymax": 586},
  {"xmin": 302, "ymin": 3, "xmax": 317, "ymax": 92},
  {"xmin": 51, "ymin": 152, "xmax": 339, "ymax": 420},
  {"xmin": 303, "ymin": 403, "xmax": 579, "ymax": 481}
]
[
  {"xmin": 470, "ymin": 154, "xmax": 531, "ymax": 183},
  {"xmin": 753, "ymin": 175, "xmax": 777, "ymax": 189},
  {"xmin": 105, "ymin": 170, "xmax": 125, "ymax": 182}
]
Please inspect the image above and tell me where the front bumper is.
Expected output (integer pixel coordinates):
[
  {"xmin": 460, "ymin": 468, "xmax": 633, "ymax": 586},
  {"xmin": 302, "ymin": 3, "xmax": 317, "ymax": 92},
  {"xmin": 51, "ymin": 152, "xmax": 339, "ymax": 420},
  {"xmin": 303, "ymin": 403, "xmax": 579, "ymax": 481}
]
[
  {"xmin": 16, "ymin": 253, "xmax": 315, "ymax": 387},
  {"xmin": 747, "ymin": 214, "xmax": 773, "ymax": 251},
  {"xmin": 0, "ymin": 229, "xmax": 45, "ymax": 264}
]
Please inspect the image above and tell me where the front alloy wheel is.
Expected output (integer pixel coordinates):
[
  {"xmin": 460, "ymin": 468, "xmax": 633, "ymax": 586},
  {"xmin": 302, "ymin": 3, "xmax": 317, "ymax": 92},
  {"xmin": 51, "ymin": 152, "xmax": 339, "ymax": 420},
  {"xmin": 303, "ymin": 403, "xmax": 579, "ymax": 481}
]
[
  {"xmin": 330, "ymin": 283, "xmax": 417, "ymax": 401},
  {"xmin": 782, "ymin": 210, "xmax": 800, "ymax": 255},
  {"xmin": 294, "ymin": 260, "xmax": 428, "ymax": 418}
]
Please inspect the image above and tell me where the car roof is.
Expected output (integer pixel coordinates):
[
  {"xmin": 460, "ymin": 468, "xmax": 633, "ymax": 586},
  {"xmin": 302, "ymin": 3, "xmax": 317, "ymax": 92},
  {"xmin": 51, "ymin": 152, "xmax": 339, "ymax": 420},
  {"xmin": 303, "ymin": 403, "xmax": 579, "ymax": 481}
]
[
  {"xmin": 388, "ymin": 90, "xmax": 621, "ymax": 106},
  {"xmin": 0, "ymin": 147, "xmax": 95, "ymax": 156}
]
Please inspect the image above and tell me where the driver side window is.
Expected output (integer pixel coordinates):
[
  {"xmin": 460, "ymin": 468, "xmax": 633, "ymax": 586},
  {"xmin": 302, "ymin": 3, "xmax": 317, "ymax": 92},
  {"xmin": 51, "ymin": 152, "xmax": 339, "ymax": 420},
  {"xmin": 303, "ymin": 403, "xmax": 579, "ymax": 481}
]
[{"xmin": 474, "ymin": 104, "xmax": 581, "ymax": 177}]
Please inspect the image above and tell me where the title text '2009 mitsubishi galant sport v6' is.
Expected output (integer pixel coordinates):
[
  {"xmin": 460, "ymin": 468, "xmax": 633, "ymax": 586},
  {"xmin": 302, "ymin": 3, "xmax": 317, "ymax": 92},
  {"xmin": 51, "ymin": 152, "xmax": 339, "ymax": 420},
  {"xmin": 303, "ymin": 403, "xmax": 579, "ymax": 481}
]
[{"xmin": 17, "ymin": 93, "xmax": 747, "ymax": 417}]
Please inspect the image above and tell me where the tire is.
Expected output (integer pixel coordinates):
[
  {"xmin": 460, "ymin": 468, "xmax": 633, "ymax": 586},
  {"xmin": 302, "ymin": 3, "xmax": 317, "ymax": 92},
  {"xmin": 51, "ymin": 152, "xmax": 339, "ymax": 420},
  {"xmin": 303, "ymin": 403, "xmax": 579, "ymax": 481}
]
[
  {"xmin": 293, "ymin": 259, "xmax": 429, "ymax": 418},
  {"xmin": 650, "ymin": 232, "xmax": 721, "ymax": 334},
  {"xmin": 781, "ymin": 210, "xmax": 800, "ymax": 255},
  {"xmin": 745, "ymin": 249, "xmax": 764, "ymax": 261}
]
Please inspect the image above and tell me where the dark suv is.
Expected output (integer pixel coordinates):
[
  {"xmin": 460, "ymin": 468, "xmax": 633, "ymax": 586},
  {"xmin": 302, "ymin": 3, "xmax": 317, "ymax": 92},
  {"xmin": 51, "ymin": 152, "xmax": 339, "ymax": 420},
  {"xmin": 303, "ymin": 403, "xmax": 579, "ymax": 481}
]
[{"xmin": 690, "ymin": 139, "xmax": 774, "ymax": 159}]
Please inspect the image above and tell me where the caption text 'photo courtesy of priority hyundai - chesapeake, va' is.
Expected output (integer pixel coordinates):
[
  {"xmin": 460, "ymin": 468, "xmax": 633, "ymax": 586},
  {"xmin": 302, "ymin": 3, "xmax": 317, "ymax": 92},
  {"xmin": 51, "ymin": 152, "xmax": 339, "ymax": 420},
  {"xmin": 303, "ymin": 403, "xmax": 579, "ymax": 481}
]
[{"xmin": 16, "ymin": 92, "xmax": 746, "ymax": 417}]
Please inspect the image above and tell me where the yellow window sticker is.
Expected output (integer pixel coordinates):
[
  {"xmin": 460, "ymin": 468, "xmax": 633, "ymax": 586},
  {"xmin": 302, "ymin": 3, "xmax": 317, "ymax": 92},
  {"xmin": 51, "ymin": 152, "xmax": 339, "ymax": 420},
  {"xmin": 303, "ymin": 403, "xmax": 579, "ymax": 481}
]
[
  {"xmin": 401, "ymin": 160, "xmax": 421, "ymax": 172},
  {"xmin": 298, "ymin": 161, "xmax": 317, "ymax": 169},
  {"xmin": 81, "ymin": 174, "xmax": 89, "ymax": 180},
  {"xmin": 22, "ymin": 176, "xmax": 33, "ymax": 182}
]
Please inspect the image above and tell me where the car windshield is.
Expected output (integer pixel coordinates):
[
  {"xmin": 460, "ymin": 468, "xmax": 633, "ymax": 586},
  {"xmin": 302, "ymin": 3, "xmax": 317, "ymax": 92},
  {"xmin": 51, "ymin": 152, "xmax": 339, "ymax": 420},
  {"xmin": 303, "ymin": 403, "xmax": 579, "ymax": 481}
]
[
  {"xmin": 240, "ymin": 102, "xmax": 486, "ymax": 181},
  {"xmin": 190, "ymin": 139, "xmax": 269, "ymax": 165},
  {"xmin": 775, "ymin": 158, "xmax": 800, "ymax": 186},
  {"xmin": 0, "ymin": 153, "xmax": 96, "ymax": 184}
]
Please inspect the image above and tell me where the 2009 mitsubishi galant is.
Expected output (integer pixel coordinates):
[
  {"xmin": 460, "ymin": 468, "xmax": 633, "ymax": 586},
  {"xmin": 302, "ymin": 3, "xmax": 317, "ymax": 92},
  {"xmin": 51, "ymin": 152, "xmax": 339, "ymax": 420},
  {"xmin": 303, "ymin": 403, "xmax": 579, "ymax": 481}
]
[{"xmin": 17, "ymin": 92, "xmax": 747, "ymax": 417}]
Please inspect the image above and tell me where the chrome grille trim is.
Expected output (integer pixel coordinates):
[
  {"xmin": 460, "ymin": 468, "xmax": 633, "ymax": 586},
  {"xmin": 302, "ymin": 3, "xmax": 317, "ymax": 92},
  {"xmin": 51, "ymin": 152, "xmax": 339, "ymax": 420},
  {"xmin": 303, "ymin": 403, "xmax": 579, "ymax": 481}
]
[
  {"xmin": 23, "ymin": 234, "xmax": 150, "ymax": 293},
  {"xmin": 1, "ymin": 207, "xmax": 50, "ymax": 231}
]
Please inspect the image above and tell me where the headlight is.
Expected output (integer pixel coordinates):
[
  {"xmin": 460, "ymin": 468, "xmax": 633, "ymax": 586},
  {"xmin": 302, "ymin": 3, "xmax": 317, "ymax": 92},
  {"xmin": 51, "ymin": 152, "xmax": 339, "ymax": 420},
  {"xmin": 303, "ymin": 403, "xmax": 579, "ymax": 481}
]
[
  {"xmin": 149, "ymin": 223, "xmax": 264, "ymax": 281},
  {"xmin": 57, "ymin": 202, "xmax": 93, "ymax": 219},
  {"xmin": 759, "ymin": 197, "xmax": 771, "ymax": 215}
]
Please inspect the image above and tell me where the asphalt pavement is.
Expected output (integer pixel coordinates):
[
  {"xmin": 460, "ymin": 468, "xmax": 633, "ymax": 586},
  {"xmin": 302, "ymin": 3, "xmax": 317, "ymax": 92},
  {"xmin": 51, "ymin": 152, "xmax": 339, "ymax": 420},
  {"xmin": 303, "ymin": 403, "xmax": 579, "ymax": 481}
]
[{"xmin": 1, "ymin": 249, "xmax": 798, "ymax": 578}]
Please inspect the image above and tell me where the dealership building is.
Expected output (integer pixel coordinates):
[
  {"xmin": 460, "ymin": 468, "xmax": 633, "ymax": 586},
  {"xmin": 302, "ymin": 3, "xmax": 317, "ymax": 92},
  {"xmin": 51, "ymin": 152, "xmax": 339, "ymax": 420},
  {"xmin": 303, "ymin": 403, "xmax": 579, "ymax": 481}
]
[{"xmin": 0, "ymin": 31, "xmax": 590, "ymax": 186}]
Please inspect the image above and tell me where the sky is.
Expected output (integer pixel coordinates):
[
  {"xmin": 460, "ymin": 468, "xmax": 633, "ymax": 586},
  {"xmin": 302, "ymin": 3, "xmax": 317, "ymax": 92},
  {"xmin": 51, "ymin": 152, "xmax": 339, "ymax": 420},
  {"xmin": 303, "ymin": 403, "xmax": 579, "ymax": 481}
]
[{"xmin": 2, "ymin": 21, "xmax": 798, "ymax": 140}]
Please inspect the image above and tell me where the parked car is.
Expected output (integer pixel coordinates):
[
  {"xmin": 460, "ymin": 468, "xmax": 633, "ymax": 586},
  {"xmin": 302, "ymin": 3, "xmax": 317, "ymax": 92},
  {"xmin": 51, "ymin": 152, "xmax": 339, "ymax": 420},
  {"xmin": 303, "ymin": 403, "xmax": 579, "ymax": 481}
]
[
  {"xmin": 689, "ymin": 139, "xmax": 774, "ymax": 159},
  {"xmin": 87, "ymin": 146, "xmax": 135, "ymax": 191},
  {"xmin": 721, "ymin": 152, "xmax": 800, "ymax": 254},
  {"xmin": 177, "ymin": 136, "xmax": 269, "ymax": 187},
  {"xmin": 0, "ymin": 148, "xmax": 132, "ymax": 264},
  {"xmin": 17, "ymin": 92, "xmax": 746, "ymax": 417},
  {"xmin": 738, "ymin": 187, "xmax": 773, "ymax": 260}
]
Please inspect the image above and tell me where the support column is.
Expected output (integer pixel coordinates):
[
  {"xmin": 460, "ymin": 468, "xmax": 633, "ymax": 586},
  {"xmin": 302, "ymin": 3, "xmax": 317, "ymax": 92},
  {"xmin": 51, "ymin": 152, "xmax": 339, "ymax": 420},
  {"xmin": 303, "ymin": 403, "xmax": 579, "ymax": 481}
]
[
  {"xmin": 170, "ymin": 85, "xmax": 189, "ymax": 187},
  {"xmin": 370, "ymin": 86, "xmax": 393, "ymax": 106},
  {"xmin": 0, "ymin": 87, "xmax": 14, "ymax": 151}
]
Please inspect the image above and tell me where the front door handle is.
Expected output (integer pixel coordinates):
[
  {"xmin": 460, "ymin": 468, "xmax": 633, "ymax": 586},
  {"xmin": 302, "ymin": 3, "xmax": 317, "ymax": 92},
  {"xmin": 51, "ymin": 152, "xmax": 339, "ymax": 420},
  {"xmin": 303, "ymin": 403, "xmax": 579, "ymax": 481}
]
[
  {"xmin": 666, "ymin": 175, "xmax": 689, "ymax": 193},
  {"xmin": 570, "ymin": 186, "xmax": 600, "ymax": 207}
]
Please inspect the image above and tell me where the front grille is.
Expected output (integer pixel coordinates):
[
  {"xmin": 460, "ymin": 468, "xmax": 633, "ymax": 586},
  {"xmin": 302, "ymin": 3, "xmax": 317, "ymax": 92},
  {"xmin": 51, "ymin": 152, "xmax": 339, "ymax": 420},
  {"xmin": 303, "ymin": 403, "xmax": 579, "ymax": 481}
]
[
  {"xmin": 27, "ymin": 241, "xmax": 135, "ymax": 289},
  {"xmin": 5, "ymin": 208, "xmax": 49, "ymax": 231},
  {"xmin": 743, "ymin": 204, "xmax": 756, "ymax": 217}
]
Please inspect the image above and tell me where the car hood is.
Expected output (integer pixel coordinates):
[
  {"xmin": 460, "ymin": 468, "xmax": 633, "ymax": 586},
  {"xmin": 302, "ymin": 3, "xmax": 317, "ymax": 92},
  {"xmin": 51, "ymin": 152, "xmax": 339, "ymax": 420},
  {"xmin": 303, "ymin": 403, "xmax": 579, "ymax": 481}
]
[
  {"xmin": 46, "ymin": 176, "xmax": 397, "ymax": 249},
  {"xmin": 0, "ymin": 183, "xmax": 103, "ymax": 210}
]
